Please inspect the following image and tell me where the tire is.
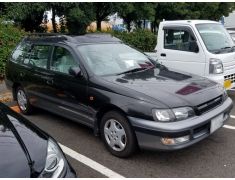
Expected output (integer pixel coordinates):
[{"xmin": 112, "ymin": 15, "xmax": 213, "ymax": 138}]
[
  {"xmin": 16, "ymin": 86, "xmax": 33, "ymax": 114},
  {"xmin": 100, "ymin": 111, "xmax": 137, "ymax": 158}
]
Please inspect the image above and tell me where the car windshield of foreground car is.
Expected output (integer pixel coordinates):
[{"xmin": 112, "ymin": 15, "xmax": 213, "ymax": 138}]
[
  {"xmin": 77, "ymin": 43, "xmax": 155, "ymax": 76},
  {"xmin": 196, "ymin": 23, "xmax": 235, "ymax": 54}
]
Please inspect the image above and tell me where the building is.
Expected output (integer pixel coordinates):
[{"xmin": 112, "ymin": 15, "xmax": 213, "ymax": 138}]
[{"xmin": 224, "ymin": 10, "xmax": 235, "ymax": 30}]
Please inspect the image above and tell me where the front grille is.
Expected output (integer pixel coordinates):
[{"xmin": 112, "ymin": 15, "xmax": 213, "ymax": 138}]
[
  {"xmin": 196, "ymin": 95, "xmax": 223, "ymax": 115},
  {"xmin": 224, "ymin": 73, "xmax": 235, "ymax": 83}
]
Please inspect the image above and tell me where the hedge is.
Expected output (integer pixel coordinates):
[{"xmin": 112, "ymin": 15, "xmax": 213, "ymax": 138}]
[
  {"xmin": 0, "ymin": 21, "xmax": 26, "ymax": 78},
  {"xmin": 111, "ymin": 29, "xmax": 157, "ymax": 52}
]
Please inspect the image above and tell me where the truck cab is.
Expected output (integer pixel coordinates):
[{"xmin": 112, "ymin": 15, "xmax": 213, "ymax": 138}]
[{"xmin": 156, "ymin": 20, "xmax": 235, "ymax": 90}]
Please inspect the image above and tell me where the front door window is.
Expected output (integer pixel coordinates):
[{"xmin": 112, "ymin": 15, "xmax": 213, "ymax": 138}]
[{"xmin": 51, "ymin": 47, "xmax": 78, "ymax": 74}]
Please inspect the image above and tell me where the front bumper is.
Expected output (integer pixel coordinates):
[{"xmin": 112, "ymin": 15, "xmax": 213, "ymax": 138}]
[{"xmin": 129, "ymin": 97, "xmax": 233, "ymax": 151}]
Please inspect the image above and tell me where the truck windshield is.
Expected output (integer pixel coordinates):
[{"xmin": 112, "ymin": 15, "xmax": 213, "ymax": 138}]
[{"xmin": 196, "ymin": 23, "xmax": 234, "ymax": 54}]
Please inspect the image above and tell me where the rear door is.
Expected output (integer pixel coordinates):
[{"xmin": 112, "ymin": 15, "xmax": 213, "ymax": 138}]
[
  {"xmin": 158, "ymin": 26, "xmax": 206, "ymax": 76},
  {"xmin": 47, "ymin": 45, "xmax": 92, "ymax": 127},
  {"xmin": 22, "ymin": 44, "xmax": 54, "ymax": 108},
  {"xmin": 5, "ymin": 41, "xmax": 32, "ymax": 88}
]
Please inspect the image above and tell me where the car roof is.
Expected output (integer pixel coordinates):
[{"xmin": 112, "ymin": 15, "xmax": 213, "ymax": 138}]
[
  {"xmin": 24, "ymin": 33, "xmax": 122, "ymax": 45},
  {"xmin": 160, "ymin": 20, "xmax": 220, "ymax": 26}
]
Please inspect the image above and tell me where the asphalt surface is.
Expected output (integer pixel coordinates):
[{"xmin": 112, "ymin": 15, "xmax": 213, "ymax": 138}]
[
  {"xmin": 1, "ymin": 83, "xmax": 235, "ymax": 178},
  {"xmin": 21, "ymin": 94, "xmax": 235, "ymax": 178}
]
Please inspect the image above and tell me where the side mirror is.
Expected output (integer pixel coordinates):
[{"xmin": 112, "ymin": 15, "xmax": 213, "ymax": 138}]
[
  {"xmin": 189, "ymin": 41, "xmax": 199, "ymax": 53},
  {"xmin": 69, "ymin": 67, "xmax": 82, "ymax": 77}
]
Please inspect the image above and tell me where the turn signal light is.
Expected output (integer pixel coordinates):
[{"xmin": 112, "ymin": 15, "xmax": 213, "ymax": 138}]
[{"xmin": 161, "ymin": 135, "xmax": 190, "ymax": 145}]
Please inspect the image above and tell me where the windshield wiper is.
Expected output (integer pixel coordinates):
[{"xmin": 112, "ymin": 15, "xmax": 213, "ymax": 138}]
[
  {"xmin": 117, "ymin": 67, "xmax": 145, "ymax": 75},
  {"xmin": 214, "ymin": 46, "xmax": 235, "ymax": 54},
  {"xmin": 221, "ymin": 46, "xmax": 232, "ymax": 49},
  {"xmin": 117, "ymin": 67, "xmax": 150, "ymax": 75}
]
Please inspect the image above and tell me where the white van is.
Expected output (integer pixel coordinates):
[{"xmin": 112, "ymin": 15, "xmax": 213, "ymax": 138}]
[{"xmin": 155, "ymin": 20, "xmax": 235, "ymax": 90}]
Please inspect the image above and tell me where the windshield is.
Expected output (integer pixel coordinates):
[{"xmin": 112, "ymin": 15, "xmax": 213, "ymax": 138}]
[
  {"xmin": 196, "ymin": 23, "xmax": 234, "ymax": 53},
  {"xmin": 77, "ymin": 43, "xmax": 154, "ymax": 76},
  {"xmin": 230, "ymin": 33, "xmax": 235, "ymax": 41}
]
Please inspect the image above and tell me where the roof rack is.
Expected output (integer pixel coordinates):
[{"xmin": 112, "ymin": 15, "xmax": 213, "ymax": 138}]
[
  {"xmin": 23, "ymin": 33, "xmax": 121, "ymax": 44},
  {"xmin": 26, "ymin": 33, "xmax": 69, "ymax": 37},
  {"xmin": 25, "ymin": 33, "xmax": 77, "ymax": 43}
]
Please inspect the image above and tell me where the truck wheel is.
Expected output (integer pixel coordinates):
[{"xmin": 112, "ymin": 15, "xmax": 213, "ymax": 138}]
[
  {"xmin": 100, "ymin": 111, "xmax": 137, "ymax": 158},
  {"xmin": 16, "ymin": 86, "xmax": 33, "ymax": 114}
]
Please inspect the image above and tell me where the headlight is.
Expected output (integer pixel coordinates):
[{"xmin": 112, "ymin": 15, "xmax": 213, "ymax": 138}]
[
  {"xmin": 40, "ymin": 139, "xmax": 66, "ymax": 178},
  {"xmin": 209, "ymin": 58, "xmax": 223, "ymax": 74},
  {"xmin": 152, "ymin": 109, "xmax": 175, "ymax": 122},
  {"xmin": 172, "ymin": 107, "xmax": 195, "ymax": 121},
  {"xmin": 153, "ymin": 107, "xmax": 195, "ymax": 122}
]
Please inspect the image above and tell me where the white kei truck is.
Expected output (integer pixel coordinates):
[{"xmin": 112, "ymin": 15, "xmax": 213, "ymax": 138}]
[{"xmin": 148, "ymin": 20, "xmax": 235, "ymax": 90}]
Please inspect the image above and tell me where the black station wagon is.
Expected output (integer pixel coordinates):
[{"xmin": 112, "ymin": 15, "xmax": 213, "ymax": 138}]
[{"xmin": 5, "ymin": 34, "xmax": 233, "ymax": 157}]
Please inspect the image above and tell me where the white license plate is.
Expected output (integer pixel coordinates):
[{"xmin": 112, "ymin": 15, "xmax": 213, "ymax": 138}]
[{"xmin": 210, "ymin": 114, "xmax": 224, "ymax": 133}]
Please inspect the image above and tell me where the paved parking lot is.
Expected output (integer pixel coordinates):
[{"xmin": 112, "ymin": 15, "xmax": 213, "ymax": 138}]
[
  {"xmin": 13, "ymin": 93, "xmax": 235, "ymax": 178},
  {"xmin": 1, "ymin": 82, "xmax": 235, "ymax": 178}
]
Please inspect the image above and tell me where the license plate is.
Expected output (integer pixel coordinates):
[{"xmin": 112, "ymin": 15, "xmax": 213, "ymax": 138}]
[
  {"xmin": 210, "ymin": 114, "xmax": 224, "ymax": 133},
  {"xmin": 224, "ymin": 80, "xmax": 232, "ymax": 89}
]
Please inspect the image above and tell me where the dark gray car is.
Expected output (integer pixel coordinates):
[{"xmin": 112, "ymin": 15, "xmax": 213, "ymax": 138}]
[{"xmin": 5, "ymin": 34, "xmax": 234, "ymax": 157}]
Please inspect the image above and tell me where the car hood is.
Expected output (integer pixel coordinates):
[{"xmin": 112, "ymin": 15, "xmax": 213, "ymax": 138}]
[
  {"xmin": 0, "ymin": 108, "xmax": 48, "ymax": 178},
  {"xmin": 102, "ymin": 67, "xmax": 224, "ymax": 108}
]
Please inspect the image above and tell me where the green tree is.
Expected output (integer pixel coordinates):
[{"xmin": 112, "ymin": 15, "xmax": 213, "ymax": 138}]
[
  {"xmin": 0, "ymin": 3, "xmax": 7, "ymax": 15},
  {"xmin": 48, "ymin": 3, "xmax": 73, "ymax": 33},
  {"xmin": 59, "ymin": 3, "xmax": 95, "ymax": 34},
  {"xmin": 116, "ymin": 3, "xmax": 136, "ymax": 32},
  {"xmin": 5, "ymin": 2, "xmax": 47, "ymax": 32},
  {"xmin": 116, "ymin": 3, "xmax": 155, "ymax": 32},
  {"xmin": 92, "ymin": 2, "xmax": 118, "ymax": 31},
  {"xmin": 134, "ymin": 3, "xmax": 155, "ymax": 29},
  {"xmin": 3, "ymin": 2, "xmax": 96, "ymax": 34},
  {"xmin": 152, "ymin": 2, "xmax": 235, "ymax": 31}
]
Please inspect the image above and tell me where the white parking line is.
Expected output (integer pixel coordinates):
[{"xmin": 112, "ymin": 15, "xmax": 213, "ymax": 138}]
[
  {"xmin": 230, "ymin": 115, "xmax": 235, "ymax": 119},
  {"xmin": 59, "ymin": 143, "xmax": 125, "ymax": 178},
  {"xmin": 223, "ymin": 125, "xmax": 235, "ymax": 130}
]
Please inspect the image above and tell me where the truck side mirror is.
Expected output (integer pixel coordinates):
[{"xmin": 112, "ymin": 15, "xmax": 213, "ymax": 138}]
[{"xmin": 189, "ymin": 41, "xmax": 199, "ymax": 53}]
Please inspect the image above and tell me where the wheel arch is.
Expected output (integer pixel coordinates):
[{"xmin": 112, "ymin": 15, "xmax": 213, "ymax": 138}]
[{"xmin": 94, "ymin": 104, "xmax": 130, "ymax": 136}]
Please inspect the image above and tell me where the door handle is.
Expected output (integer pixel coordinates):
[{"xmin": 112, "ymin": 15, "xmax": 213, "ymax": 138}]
[
  {"xmin": 46, "ymin": 79, "xmax": 54, "ymax": 85},
  {"xmin": 160, "ymin": 53, "xmax": 166, "ymax": 57},
  {"xmin": 19, "ymin": 72, "xmax": 25, "ymax": 77}
]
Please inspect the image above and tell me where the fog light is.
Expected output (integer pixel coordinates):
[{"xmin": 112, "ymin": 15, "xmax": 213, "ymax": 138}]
[
  {"xmin": 161, "ymin": 135, "xmax": 190, "ymax": 145},
  {"xmin": 174, "ymin": 135, "xmax": 190, "ymax": 143}
]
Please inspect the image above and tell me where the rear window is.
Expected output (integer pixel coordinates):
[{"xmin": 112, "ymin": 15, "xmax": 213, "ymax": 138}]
[
  {"xmin": 23, "ymin": 45, "xmax": 51, "ymax": 69},
  {"xmin": 11, "ymin": 41, "xmax": 31, "ymax": 63}
]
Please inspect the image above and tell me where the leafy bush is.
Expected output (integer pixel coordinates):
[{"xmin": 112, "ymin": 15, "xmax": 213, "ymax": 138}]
[
  {"xmin": 0, "ymin": 21, "xmax": 26, "ymax": 78},
  {"xmin": 111, "ymin": 29, "xmax": 157, "ymax": 52}
]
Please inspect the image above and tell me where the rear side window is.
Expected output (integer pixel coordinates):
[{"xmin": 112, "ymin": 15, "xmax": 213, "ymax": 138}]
[
  {"xmin": 11, "ymin": 42, "xmax": 30, "ymax": 63},
  {"xmin": 24, "ymin": 45, "xmax": 51, "ymax": 69},
  {"xmin": 164, "ymin": 28, "xmax": 196, "ymax": 52}
]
